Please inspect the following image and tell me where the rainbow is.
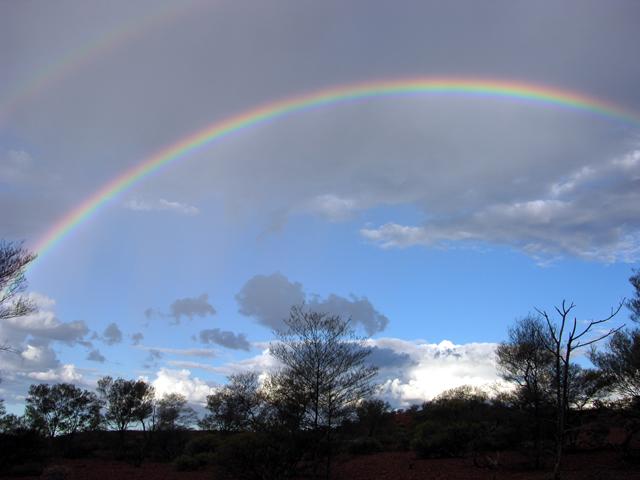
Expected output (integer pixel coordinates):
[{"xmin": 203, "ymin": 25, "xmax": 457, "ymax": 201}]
[
  {"xmin": 31, "ymin": 77, "xmax": 640, "ymax": 262},
  {"xmin": 0, "ymin": 1, "xmax": 204, "ymax": 124}
]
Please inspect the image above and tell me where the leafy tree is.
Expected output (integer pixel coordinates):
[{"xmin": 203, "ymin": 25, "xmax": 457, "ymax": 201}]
[
  {"xmin": 200, "ymin": 372, "xmax": 266, "ymax": 432},
  {"xmin": 355, "ymin": 398, "xmax": 391, "ymax": 437},
  {"xmin": 496, "ymin": 316, "xmax": 554, "ymax": 468},
  {"xmin": 24, "ymin": 383, "xmax": 101, "ymax": 438},
  {"xmin": 96, "ymin": 376, "xmax": 154, "ymax": 435},
  {"xmin": 155, "ymin": 393, "xmax": 197, "ymax": 430},
  {"xmin": 268, "ymin": 306, "xmax": 378, "ymax": 478},
  {"xmin": 591, "ymin": 329, "xmax": 640, "ymax": 401}
]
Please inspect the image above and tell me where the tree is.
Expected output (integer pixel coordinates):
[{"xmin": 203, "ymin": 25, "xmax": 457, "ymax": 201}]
[
  {"xmin": 536, "ymin": 300, "xmax": 623, "ymax": 480},
  {"xmin": 628, "ymin": 269, "xmax": 640, "ymax": 323},
  {"xmin": 96, "ymin": 377, "xmax": 154, "ymax": 436},
  {"xmin": 0, "ymin": 399, "xmax": 26, "ymax": 433},
  {"xmin": 24, "ymin": 383, "xmax": 101, "ymax": 438},
  {"xmin": 355, "ymin": 398, "xmax": 391, "ymax": 437},
  {"xmin": 268, "ymin": 306, "xmax": 378, "ymax": 478},
  {"xmin": 496, "ymin": 316, "xmax": 554, "ymax": 468},
  {"xmin": 0, "ymin": 241, "xmax": 36, "ymax": 352},
  {"xmin": 154, "ymin": 393, "xmax": 197, "ymax": 430},
  {"xmin": 200, "ymin": 372, "xmax": 267, "ymax": 432},
  {"xmin": 591, "ymin": 329, "xmax": 640, "ymax": 401}
]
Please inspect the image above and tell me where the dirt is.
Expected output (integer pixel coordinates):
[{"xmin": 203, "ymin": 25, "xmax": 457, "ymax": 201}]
[{"xmin": 13, "ymin": 450, "xmax": 640, "ymax": 480}]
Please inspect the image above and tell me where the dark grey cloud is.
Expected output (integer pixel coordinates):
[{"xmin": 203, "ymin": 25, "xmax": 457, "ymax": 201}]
[
  {"xmin": 130, "ymin": 332, "xmax": 144, "ymax": 345},
  {"xmin": 367, "ymin": 346, "xmax": 414, "ymax": 369},
  {"xmin": 236, "ymin": 273, "xmax": 388, "ymax": 335},
  {"xmin": 87, "ymin": 349, "xmax": 106, "ymax": 363},
  {"xmin": 102, "ymin": 322, "xmax": 123, "ymax": 345},
  {"xmin": 236, "ymin": 273, "xmax": 305, "ymax": 330},
  {"xmin": 199, "ymin": 328, "xmax": 250, "ymax": 351},
  {"xmin": 168, "ymin": 294, "xmax": 216, "ymax": 324},
  {"xmin": 309, "ymin": 294, "xmax": 389, "ymax": 337}
]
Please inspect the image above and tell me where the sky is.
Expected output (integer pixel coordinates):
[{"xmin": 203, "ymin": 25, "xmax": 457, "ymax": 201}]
[{"xmin": 1, "ymin": 0, "xmax": 640, "ymax": 410}]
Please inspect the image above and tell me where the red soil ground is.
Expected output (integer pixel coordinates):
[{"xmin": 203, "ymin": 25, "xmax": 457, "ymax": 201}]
[{"xmin": 20, "ymin": 450, "xmax": 640, "ymax": 480}]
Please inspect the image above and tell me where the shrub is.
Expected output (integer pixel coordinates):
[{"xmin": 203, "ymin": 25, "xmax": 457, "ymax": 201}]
[
  {"xmin": 412, "ymin": 420, "xmax": 482, "ymax": 458},
  {"xmin": 0, "ymin": 430, "xmax": 46, "ymax": 473},
  {"xmin": 4, "ymin": 461, "xmax": 44, "ymax": 477},
  {"xmin": 193, "ymin": 451, "xmax": 217, "ymax": 466},
  {"xmin": 173, "ymin": 454, "xmax": 201, "ymax": 471},
  {"xmin": 347, "ymin": 437, "xmax": 383, "ymax": 455},
  {"xmin": 214, "ymin": 432, "xmax": 302, "ymax": 480},
  {"xmin": 41, "ymin": 465, "xmax": 71, "ymax": 480},
  {"xmin": 184, "ymin": 434, "xmax": 220, "ymax": 456}
]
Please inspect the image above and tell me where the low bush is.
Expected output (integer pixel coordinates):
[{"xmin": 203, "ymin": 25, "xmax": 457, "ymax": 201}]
[
  {"xmin": 184, "ymin": 433, "xmax": 220, "ymax": 456},
  {"xmin": 214, "ymin": 432, "xmax": 302, "ymax": 480},
  {"xmin": 173, "ymin": 454, "xmax": 201, "ymax": 471},
  {"xmin": 412, "ymin": 420, "xmax": 482, "ymax": 458},
  {"xmin": 347, "ymin": 436, "xmax": 383, "ymax": 455}
]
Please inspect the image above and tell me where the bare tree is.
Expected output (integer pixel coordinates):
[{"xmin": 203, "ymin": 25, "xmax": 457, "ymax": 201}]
[
  {"xmin": 0, "ymin": 240, "xmax": 37, "ymax": 352},
  {"xmin": 628, "ymin": 269, "xmax": 640, "ymax": 323},
  {"xmin": 536, "ymin": 300, "xmax": 623, "ymax": 480},
  {"xmin": 268, "ymin": 306, "xmax": 378, "ymax": 479}
]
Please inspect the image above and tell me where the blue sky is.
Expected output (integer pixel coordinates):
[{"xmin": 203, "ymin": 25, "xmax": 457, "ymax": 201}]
[{"xmin": 2, "ymin": 0, "xmax": 640, "ymax": 409}]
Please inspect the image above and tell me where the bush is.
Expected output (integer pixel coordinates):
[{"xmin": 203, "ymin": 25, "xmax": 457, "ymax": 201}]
[
  {"xmin": 347, "ymin": 437, "xmax": 383, "ymax": 455},
  {"xmin": 214, "ymin": 432, "xmax": 302, "ymax": 480},
  {"xmin": 193, "ymin": 451, "xmax": 216, "ymax": 466},
  {"xmin": 0, "ymin": 430, "xmax": 46, "ymax": 474},
  {"xmin": 3, "ymin": 461, "xmax": 44, "ymax": 477},
  {"xmin": 184, "ymin": 433, "xmax": 220, "ymax": 456},
  {"xmin": 41, "ymin": 465, "xmax": 71, "ymax": 480},
  {"xmin": 412, "ymin": 420, "xmax": 482, "ymax": 458},
  {"xmin": 173, "ymin": 454, "xmax": 201, "ymax": 471}
]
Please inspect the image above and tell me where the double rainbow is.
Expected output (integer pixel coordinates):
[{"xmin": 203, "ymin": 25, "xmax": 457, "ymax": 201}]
[{"xmin": 31, "ymin": 77, "xmax": 640, "ymax": 262}]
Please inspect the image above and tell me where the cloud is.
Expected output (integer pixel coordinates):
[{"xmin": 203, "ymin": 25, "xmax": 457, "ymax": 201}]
[
  {"xmin": 87, "ymin": 349, "xmax": 106, "ymax": 363},
  {"xmin": 368, "ymin": 338, "xmax": 501, "ymax": 407},
  {"xmin": 130, "ymin": 332, "xmax": 144, "ymax": 345},
  {"xmin": 198, "ymin": 328, "xmax": 251, "ymax": 351},
  {"xmin": 168, "ymin": 294, "xmax": 216, "ymax": 324},
  {"xmin": 309, "ymin": 294, "xmax": 389, "ymax": 336},
  {"xmin": 236, "ymin": 273, "xmax": 388, "ymax": 335},
  {"xmin": 0, "ymin": 150, "xmax": 33, "ymax": 183},
  {"xmin": 361, "ymin": 149, "xmax": 640, "ymax": 263},
  {"xmin": 367, "ymin": 346, "xmax": 414, "ymax": 369},
  {"xmin": 124, "ymin": 198, "xmax": 199, "ymax": 216},
  {"xmin": 27, "ymin": 364, "xmax": 83, "ymax": 383},
  {"xmin": 306, "ymin": 194, "xmax": 361, "ymax": 221},
  {"xmin": 236, "ymin": 273, "xmax": 305, "ymax": 331},
  {"xmin": 151, "ymin": 368, "xmax": 215, "ymax": 404},
  {"xmin": 176, "ymin": 337, "xmax": 500, "ymax": 407},
  {"xmin": 138, "ymin": 345, "xmax": 217, "ymax": 358},
  {"xmin": 19, "ymin": 343, "xmax": 60, "ymax": 370},
  {"xmin": 102, "ymin": 322, "xmax": 123, "ymax": 345},
  {"xmin": 0, "ymin": 293, "xmax": 88, "ymax": 346}
]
